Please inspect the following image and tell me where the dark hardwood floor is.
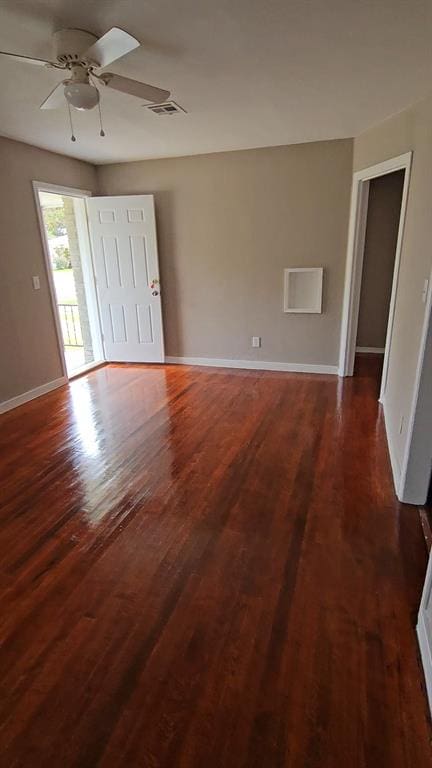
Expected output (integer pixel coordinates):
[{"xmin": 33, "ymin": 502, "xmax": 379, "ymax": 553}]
[{"xmin": 0, "ymin": 359, "xmax": 430, "ymax": 767}]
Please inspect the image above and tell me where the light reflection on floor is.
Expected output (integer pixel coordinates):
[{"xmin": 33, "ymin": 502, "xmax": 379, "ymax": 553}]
[{"xmin": 68, "ymin": 368, "xmax": 173, "ymax": 527}]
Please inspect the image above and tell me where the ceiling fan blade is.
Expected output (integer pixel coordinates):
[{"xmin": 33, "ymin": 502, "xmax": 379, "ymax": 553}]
[
  {"xmin": 0, "ymin": 50, "xmax": 51, "ymax": 66},
  {"xmin": 99, "ymin": 73, "xmax": 170, "ymax": 103},
  {"xmin": 84, "ymin": 27, "xmax": 139, "ymax": 68},
  {"xmin": 40, "ymin": 82, "xmax": 65, "ymax": 110}
]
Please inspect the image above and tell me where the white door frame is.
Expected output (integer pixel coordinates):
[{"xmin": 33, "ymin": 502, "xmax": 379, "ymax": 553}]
[
  {"xmin": 32, "ymin": 181, "xmax": 104, "ymax": 379},
  {"xmin": 398, "ymin": 264, "xmax": 432, "ymax": 502},
  {"xmin": 417, "ymin": 548, "xmax": 432, "ymax": 715},
  {"xmin": 338, "ymin": 152, "xmax": 412, "ymax": 400}
]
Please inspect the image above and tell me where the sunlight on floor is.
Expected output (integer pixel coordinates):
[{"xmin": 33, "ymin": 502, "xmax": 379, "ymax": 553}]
[{"xmin": 64, "ymin": 346, "xmax": 85, "ymax": 374}]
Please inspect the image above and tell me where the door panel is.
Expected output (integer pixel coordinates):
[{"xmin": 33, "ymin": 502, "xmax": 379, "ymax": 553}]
[{"xmin": 86, "ymin": 195, "xmax": 164, "ymax": 363}]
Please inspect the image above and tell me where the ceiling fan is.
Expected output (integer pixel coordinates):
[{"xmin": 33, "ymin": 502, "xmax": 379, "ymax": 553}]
[{"xmin": 0, "ymin": 27, "xmax": 170, "ymax": 138}]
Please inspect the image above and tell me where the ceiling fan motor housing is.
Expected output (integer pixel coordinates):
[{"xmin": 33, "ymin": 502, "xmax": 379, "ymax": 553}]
[{"xmin": 53, "ymin": 29, "xmax": 99, "ymax": 66}]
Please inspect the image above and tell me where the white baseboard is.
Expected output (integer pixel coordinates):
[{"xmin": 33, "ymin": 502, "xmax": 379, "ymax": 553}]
[
  {"xmin": 165, "ymin": 356, "xmax": 338, "ymax": 375},
  {"xmin": 356, "ymin": 346, "xmax": 385, "ymax": 354},
  {"xmin": 382, "ymin": 398, "xmax": 402, "ymax": 498},
  {"xmin": 417, "ymin": 606, "xmax": 432, "ymax": 716},
  {"xmin": 0, "ymin": 376, "xmax": 67, "ymax": 415}
]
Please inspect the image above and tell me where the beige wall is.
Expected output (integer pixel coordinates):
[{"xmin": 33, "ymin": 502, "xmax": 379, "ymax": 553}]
[
  {"xmin": 97, "ymin": 139, "xmax": 353, "ymax": 367},
  {"xmin": 1, "ymin": 108, "xmax": 430, "ymax": 499},
  {"xmin": 0, "ymin": 137, "xmax": 97, "ymax": 402},
  {"xmin": 356, "ymin": 170, "xmax": 404, "ymax": 349},
  {"xmin": 354, "ymin": 97, "xmax": 432, "ymax": 496}
]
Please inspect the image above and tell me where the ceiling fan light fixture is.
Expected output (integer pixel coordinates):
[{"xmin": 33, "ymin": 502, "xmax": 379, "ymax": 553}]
[
  {"xmin": 0, "ymin": 25, "xmax": 171, "ymax": 132},
  {"xmin": 64, "ymin": 82, "xmax": 100, "ymax": 110}
]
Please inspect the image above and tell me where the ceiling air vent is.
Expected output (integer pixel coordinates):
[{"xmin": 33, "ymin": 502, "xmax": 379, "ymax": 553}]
[{"xmin": 146, "ymin": 101, "xmax": 187, "ymax": 115}]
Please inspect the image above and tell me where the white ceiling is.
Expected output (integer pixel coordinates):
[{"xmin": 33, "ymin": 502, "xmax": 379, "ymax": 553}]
[{"xmin": 0, "ymin": 0, "xmax": 431, "ymax": 165}]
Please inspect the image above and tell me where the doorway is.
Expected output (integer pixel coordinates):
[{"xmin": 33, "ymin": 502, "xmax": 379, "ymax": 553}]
[
  {"xmin": 34, "ymin": 188, "xmax": 165, "ymax": 374},
  {"xmin": 354, "ymin": 169, "xmax": 405, "ymax": 394},
  {"xmin": 34, "ymin": 183, "xmax": 104, "ymax": 378},
  {"xmin": 338, "ymin": 153, "xmax": 412, "ymax": 400}
]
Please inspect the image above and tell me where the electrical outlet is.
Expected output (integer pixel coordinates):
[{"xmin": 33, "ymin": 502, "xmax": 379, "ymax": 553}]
[
  {"xmin": 32, "ymin": 276, "xmax": 40, "ymax": 290},
  {"xmin": 252, "ymin": 336, "xmax": 261, "ymax": 348},
  {"xmin": 399, "ymin": 415, "xmax": 404, "ymax": 435}
]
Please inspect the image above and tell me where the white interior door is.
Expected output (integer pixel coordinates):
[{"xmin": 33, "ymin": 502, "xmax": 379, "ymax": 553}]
[{"xmin": 86, "ymin": 195, "xmax": 164, "ymax": 363}]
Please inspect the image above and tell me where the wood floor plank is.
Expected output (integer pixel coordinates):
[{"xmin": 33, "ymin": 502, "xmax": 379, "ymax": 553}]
[{"xmin": 0, "ymin": 359, "xmax": 430, "ymax": 767}]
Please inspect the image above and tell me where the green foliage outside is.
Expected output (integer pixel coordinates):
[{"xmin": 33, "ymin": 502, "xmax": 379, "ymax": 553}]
[
  {"xmin": 44, "ymin": 206, "xmax": 66, "ymax": 238},
  {"xmin": 52, "ymin": 245, "xmax": 71, "ymax": 270}
]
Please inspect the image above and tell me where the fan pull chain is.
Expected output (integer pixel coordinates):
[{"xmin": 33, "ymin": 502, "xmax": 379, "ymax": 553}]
[
  {"xmin": 67, "ymin": 102, "xmax": 76, "ymax": 142},
  {"xmin": 98, "ymin": 100, "xmax": 106, "ymax": 137}
]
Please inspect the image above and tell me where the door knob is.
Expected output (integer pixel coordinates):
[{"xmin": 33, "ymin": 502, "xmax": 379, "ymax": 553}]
[{"xmin": 152, "ymin": 290, "xmax": 159, "ymax": 296}]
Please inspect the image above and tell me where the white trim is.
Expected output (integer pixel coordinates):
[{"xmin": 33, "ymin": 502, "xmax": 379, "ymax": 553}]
[
  {"xmin": 379, "ymin": 158, "xmax": 412, "ymax": 400},
  {"xmin": 398, "ymin": 266, "xmax": 432, "ymax": 502},
  {"xmin": 68, "ymin": 360, "xmax": 105, "ymax": 379},
  {"xmin": 338, "ymin": 178, "xmax": 370, "ymax": 376},
  {"xmin": 32, "ymin": 181, "xmax": 105, "ymax": 383},
  {"xmin": 0, "ymin": 377, "xmax": 67, "ymax": 415},
  {"xmin": 355, "ymin": 346, "xmax": 385, "ymax": 354},
  {"xmin": 382, "ymin": 398, "xmax": 401, "ymax": 496},
  {"xmin": 417, "ymin": 612, "xmax": 432, "ymax": 716},
  {"xmin": 338, "ymin": 152, "xmax": 412, "ymax": 402},
  {"xmin": 73, "ymin": 197, "xmax": 104, "ymax": 361},
  {"xmin": 33, "ymin": 181, "xmax": 69, "ymax": 379},
  {"xmin": 165, "ymin": 356, "xmax": 338, "ymax": 374},
  {"xmin": 417, "ymin": 549, "xmax": 432, "ymax": 716},
  {"xmin": 33, "ymin": 181, "xmax": 92, "ymax": 198},
  {"xmin": 283, "ymin": 267, "xmax": 323, "ymax": 313}
]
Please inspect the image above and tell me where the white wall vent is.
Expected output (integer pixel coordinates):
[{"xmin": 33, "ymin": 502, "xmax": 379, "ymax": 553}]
[{"xmin": 145, "ymin": 101, "xmax": 187, "ymax": 115}]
